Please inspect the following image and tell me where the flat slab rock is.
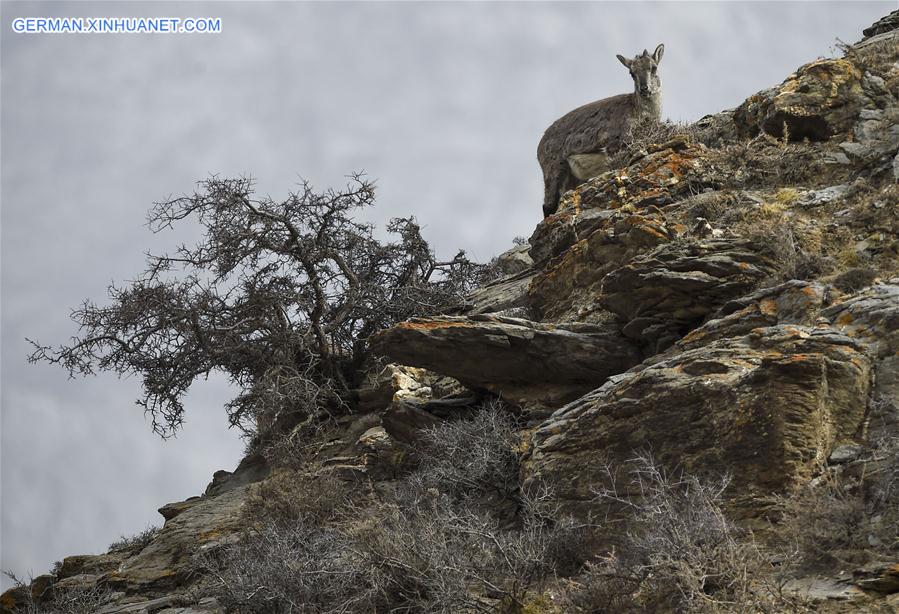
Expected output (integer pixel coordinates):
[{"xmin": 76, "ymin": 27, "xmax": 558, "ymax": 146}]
[
  {"xmin": 523, "ymin": 325, "xmax": 871, "ymax": 520},
  {"xmin": 674, "ymin": 280, "xmax": 829, "ymax": 352},
  {"xmin": 370, "ymin": 314, "xmax": 641, "ymax": 409},
  {"xmin": 464, "ymin": 269, "xmax": 535, "ymax": 316}
]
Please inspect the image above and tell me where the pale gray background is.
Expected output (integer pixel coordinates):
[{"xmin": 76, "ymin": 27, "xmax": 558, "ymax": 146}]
[{"xmin": 1, "ymin": 0, "xmax": 891, "ymax": 588}]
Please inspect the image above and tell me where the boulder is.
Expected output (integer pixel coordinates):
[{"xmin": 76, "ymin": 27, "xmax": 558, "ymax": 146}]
[
  {"xmin": 493, "ymin": 243, "xmax": 533, "ymax": 276},
  {"xmin": 862, "ymin": 9, "xmax": 899, "ymax": 39},
  {"xmin": 0, "ymin": 585, "xmax": 30, "ymax": 614},
  {"xmin": 529, "ymin": 207, "xmax": 618, "ymax": 265},
  {"xmin": 380, "ymin": 394, "xmax": 477, "ymax": 445},
  {"xmin": 734, "ymin": 59, "xmax": 866, "ymax": 141},
  {"xmin": 464, "ymin": 269, "xmax": 535, "ymax": 316},
  {"xmin": 524, "ymin": 325, "xmax": 871, "ymax": 521},
  {"xmin": 355, "ymin": 364, "xmax": 458, "ymax": 414},
  {"xmin": 555, "ymin": 138, "xmax": 719, "ymax": 214},
  {"xmin": 528, "ymin": 207, "xmax": 676, "ymax": 321},
  {"xmin": 370, "ymin": 314, "xmax": 641, "ymax": 410},
  {"xmin": 852, "ymin": 561, "xmax": 899, "ymax": 594},
  {"xmin": 107, "ymin": 485, "xmax": 252, "ymax": 592},
  {"xmin": 838, "ymin": 106, "xmax": 899, "ymax": 165},
  {"xmin": 599, "ymin": 238, "xmax": 779, "ymax": 350},
  {"xmin": 56, "ymin": 553, "xmax": 124, "ymax": 580},
  {"xmin": 674, "ymin": 280, "xmax": 828, "ymax": 352}
]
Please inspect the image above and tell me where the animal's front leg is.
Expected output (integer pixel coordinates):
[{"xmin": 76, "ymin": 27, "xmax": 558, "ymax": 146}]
[{"xmin": 542, "ymin": 160, "xmax": 570, "ymax": 217}]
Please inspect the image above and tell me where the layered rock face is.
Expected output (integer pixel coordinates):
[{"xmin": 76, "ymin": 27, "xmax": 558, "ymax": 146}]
[
  {"xmin": 525, "ymin": 323, "xmax": 871, "ymax": 519},
  {"xmin": 5, "ymin": 12, "xmax": 899, "ymax": 614}
]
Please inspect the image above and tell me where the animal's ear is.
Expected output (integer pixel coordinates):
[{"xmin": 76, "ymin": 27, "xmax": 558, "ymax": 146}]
[
  {"xmin": 653, "ymin": 43, "xmax": 665, "ymax": 64},
  {"xmin": 616, "ymin": 54, "xmax": 631, "ymax": 68}
]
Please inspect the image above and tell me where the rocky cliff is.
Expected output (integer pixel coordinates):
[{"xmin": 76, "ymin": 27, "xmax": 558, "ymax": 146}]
[{"xmin": 4, "ymin": 12, "xmax": 899, "ymax": 614}]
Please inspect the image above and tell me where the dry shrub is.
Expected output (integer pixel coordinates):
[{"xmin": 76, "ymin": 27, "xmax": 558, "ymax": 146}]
[
  {"xmin": 839, "ymin": 36, "xmax": 899, "ymax": 80},
  {"xmin": 562, "ymin": 453, "xmax": 804, "ymax": 613},
  {"xmin": 242, "ymin": 470, "xmax": 350, "ymax": 525},
  {"xmin": 107, "ymin": 525, "xmax": 160, "ymax": 555},
  {"xmin": 1, "ymin": 571, "xmax": 116, "ymax": 614},
  {"xmin": 774, "ymin": 436, "xmax": 899, "ymax": 574},
  {"xmin": 412, "ymin": 401, "xmax": 520, "ymax": 502},
  {"xmin": 608, "ymin": 117, "xmax": 701, "ymax": 169},
  {"xmin": 711, "ymin": 135, "xmax": 832, "ymax": 190},
  {"xmin": 193, "ymin": 518, "xmax": 362, "ymax": 614},
  {"xmin": 727, "ymin": 200, "xmax": 831, "ymax": 283},
  {"xmin": 682, "ymin": 190, "xmax": 738, "ymax": 225},
  {"xmin": 198, "ymin": 403, "xmax": 586, "ymax": 613},
  {"xmin": 346, "ymin": 491, "xmax": 582, "ymax": 613},
  {"xmin": 832, "ymin": 267, "xmax": 878, "ymax": 293}
]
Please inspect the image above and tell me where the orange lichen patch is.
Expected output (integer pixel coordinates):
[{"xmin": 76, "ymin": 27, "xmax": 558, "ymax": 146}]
[
  {"xmin": 759, "ymin": 298, "xmax": 778, "ymax": 316},
  {"xmin": 680, "ymin": 328, "xmax": 707, "ymax": 344},
  {"xmin": 782, "ymin": 325, "xmax": 809, "ymax": 338},
  {"xmin": 836, "ymin": 312, "xmax": 855, "ymax": 326},
  {"xmin": 658, "ymin": 152, "xmax": 696, "ymax": 175},
  {"xmin": 571, "ymin": 190, "xmax": 582, "ymax": 215},
  {"xmin": 396, "ymin": 320, "xmax": 477, "ymax": 332},
  {"xmin": 531, "ymin": 238, "xmax": 590, "ymax": 287},
  {"xmin": 738, "ymin": 262, "xmax": 751, "ymax": 270},
  {"xmin": 631, "ymin": 224, "xmax": 670, "ymax": 242},
  {"xmin": 779, "ymin": 353, "xmax": 811, "ymax": 364},
  {"xmin": 632, "ymin": 186, "xmax": 668, "ymax": 202},
  {"xmin": 848, "ymin": 355, "xmax": 870, "ymax": 370},
  {"xmin": 516, "ymin": 429, "xmax": 536, "ymax": 455},
  {"xmin": 199, "ymin": 529, "xmax": 224, "ymax": 543},
  {"xmin": 800, "ymin": 285, "xmax": 819, "ymax": 297}
]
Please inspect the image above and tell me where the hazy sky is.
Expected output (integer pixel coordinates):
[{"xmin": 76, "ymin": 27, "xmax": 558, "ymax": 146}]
[{"xmin": 1, "ymin": 0, "xmax": 892, "ymax": 589}]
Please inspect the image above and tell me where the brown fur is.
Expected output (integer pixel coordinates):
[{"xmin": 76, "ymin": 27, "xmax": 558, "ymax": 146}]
[{"xmin": 538, "ymin": 45, "xmax": 664, "ymax": 217}]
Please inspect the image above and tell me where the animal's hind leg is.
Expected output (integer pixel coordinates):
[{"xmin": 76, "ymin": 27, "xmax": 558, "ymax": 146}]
[{"xmin": 542, "ymin": 161, "xmax": 571, "ymax": 217}]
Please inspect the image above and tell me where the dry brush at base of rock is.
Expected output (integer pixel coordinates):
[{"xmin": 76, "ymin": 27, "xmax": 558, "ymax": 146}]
[
  {"xmin": 370, "ymin": 314, "xmax": 641, "ymax": 411},
  {"xmin": 524, "ymin": 325, "xmax": 871, "ymax": 521}
]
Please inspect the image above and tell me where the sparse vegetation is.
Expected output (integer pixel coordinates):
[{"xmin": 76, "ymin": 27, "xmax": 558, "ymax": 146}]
[
  {"xmin": 108, "ymin": 525, "xmax": 161, "ymax": 555},
  {"xmin": 2, "ymin": 571, "xmax": 115, "ymax": 614},
  {"xmin": 195, "ymin": 404, "xmax": 586, "ymax": 613},
  {"xmin": 562, "ymin": 453, "xmax": 806, "ymax": 613},
  {"xmin": 773, "ymin": 435, "xmax": 899, "ymax": 574}
]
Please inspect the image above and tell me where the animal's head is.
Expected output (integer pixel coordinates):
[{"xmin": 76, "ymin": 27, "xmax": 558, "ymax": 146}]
[{"xmin": 617, "ymin": 44, "xmax": 664, "ymax": 98}]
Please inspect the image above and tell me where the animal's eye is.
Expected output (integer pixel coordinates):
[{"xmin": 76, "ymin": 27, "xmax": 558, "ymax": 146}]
[{"xmin": 651, "ymin": 66, "xmax": 657, "ymax": 73}]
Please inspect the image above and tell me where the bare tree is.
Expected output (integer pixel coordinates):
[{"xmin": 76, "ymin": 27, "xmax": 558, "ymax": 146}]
[{"xmin": 29, "ymin": 174, "xmax": 487, "ymax": 438}]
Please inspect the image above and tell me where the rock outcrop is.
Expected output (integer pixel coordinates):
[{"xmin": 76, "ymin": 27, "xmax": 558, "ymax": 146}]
[
  {"xmin": 734, "ymin": 59, "xmax": 868, "ymax": 141},
  {"xmin": 370, "ymin": 314, "xmax": 641, "ymax": 411},
  {"xmin": 524, "ymin": 325, "xmax": 872, "ymax": 520},
  {"xmin": 599, "ymin": 237, "xmax": 779, "ymax": 350}
]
